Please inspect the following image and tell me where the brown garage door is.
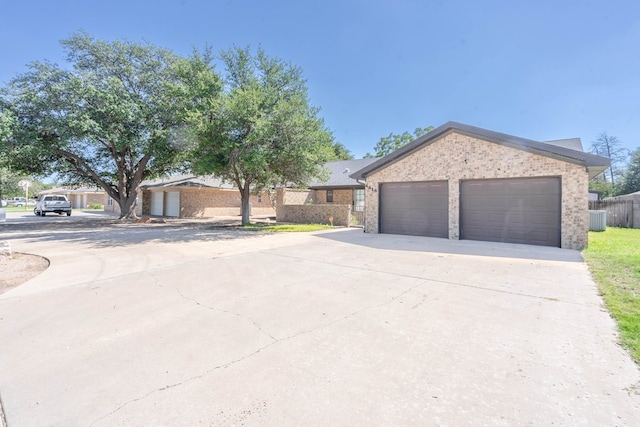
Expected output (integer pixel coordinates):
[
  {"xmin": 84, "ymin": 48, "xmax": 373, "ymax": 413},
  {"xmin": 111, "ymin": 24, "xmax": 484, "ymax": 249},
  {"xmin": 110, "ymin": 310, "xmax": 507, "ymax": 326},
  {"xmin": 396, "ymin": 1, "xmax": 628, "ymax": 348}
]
[
  {"xmin": 460, "ymin": 177, "xmax": 561, "ymax": 247},
  {"xmin": 380, "ymin": 181, "xmax": 448, "ymax": 238}
]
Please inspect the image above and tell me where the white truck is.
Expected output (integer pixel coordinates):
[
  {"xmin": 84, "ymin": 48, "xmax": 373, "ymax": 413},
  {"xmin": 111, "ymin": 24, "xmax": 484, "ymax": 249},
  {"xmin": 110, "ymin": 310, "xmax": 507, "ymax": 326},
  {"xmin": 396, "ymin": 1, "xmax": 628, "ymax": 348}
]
[{"xmin": 34, "ymin": 195, "xmax": 72, "ymax": 216}]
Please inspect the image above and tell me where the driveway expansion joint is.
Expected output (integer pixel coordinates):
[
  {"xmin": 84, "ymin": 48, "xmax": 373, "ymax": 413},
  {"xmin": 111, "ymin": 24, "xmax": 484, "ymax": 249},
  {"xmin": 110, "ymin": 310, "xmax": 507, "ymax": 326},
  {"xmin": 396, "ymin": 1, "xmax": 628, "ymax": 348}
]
[{"xmin": 266, "ymin": 250, "xmax": 597, "ymax": 307}]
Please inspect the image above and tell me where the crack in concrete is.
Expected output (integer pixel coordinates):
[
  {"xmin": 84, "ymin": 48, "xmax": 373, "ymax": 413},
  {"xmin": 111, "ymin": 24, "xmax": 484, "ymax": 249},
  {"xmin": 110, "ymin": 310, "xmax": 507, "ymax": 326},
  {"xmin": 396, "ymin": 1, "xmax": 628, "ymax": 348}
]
[
  {"xmin": 174, "ymin": 287, "xmax": 279, "ymax": 342},
  {"xmin": 88, "ymin": 341, "xmax": 280, "ymax": 426},
  {"xmin": 411, "ymin": 293, "xmax": 431, "ymax": 310},
  {"xmin": 88, "ymin": 278, "xmax": 428, "ymax": 425},
  {"xmin": 0, "ymin": 390, "xmax": 8, "ymax": 427}
]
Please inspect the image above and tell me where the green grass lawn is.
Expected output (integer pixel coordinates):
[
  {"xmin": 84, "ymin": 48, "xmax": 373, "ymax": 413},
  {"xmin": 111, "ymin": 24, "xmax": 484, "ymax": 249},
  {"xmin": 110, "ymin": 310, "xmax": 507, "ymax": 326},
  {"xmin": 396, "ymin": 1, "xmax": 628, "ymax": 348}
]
[
  {"xmin": 583, "ymin": 228, "xmax": 640, "ymax": 364},
  {"xmin": 1, "ymin": 205, "xmax": 35, "ymax": 212},
  {"xmin": 241, "ymin": 222, "xmax": 333, "ymax": 232}
]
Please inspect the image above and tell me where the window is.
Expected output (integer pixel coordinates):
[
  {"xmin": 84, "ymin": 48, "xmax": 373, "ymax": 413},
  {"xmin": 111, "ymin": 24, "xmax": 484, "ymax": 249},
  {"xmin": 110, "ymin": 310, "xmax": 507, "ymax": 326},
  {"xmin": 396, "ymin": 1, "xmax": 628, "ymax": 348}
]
[
  {"xmin": 354, "ymin": 189, "xmax": 365, "ymax": 211},
  {"xmin": 107, "ymin": 197, "xmax": 113, "ymax": 206},
  {"xmin": 326, "ymin": 189, "xmax": 333, "ymax": 203},
  {"xmin": 257, "ymin": 194, "xmax": 262, "ymax": 203}
]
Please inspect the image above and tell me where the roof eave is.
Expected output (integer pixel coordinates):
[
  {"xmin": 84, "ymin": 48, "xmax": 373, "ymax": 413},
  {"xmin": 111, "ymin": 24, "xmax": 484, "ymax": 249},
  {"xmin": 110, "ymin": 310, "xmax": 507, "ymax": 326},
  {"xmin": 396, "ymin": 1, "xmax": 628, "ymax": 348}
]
[
  {"xmin": 309, "ymin": 184, "xmax": 365, "ymax": 190},
  {"xmin": 350, "ymin": 121, "xmax": 611, "ymax": 179}
]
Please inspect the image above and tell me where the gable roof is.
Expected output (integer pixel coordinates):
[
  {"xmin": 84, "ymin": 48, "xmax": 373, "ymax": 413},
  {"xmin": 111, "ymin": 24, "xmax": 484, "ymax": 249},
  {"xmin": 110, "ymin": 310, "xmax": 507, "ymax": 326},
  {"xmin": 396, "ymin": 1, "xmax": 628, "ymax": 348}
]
[
  {"xmin": 350, "ymin": 121, "xmax": 610, "ymax": 180},
  {"xmin": 140, "ymin": 174, "xmax": 235, "ymax": 189},
  {"xmin": 308, "ymin": 158, "xmax": 379, "ymax": 189},
  {"xmin": 544, "ymin": 138, "xmax": 584, "ymax": 151},
  {"xmin": 39, "ymin": 185, "xmax": 106, "ymax": 195}
]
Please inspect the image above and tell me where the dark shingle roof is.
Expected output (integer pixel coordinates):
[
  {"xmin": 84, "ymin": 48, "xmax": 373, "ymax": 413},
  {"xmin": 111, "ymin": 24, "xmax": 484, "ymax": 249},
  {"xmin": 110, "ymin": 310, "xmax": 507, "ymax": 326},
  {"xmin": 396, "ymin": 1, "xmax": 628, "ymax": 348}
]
[
  {"xmin": 308, "ymin": 158, "xmax": 380, "ymax": 189},
  {"xmin": 350, "ymin": 121, "xmax": 610, "ymax": 180},
  {"xmin": 140, "ymin": 174, "xmax": 235, "ymax": 189}
]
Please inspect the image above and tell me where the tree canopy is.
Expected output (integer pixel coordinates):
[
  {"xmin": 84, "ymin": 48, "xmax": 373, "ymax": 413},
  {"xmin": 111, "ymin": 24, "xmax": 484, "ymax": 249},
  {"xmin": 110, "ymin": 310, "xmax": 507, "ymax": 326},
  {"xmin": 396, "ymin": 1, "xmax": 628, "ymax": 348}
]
[
  {"xmin": 0, "ymin": 109, "xmax": 14, "ymax": 142},
  {"xmin": 329, "ymin": 141, "xmax": 353, "ymax": 160},
  {"xmin": 0, "ymin": 33, "xmax": 213, "ymax": 218},
  {"xmin": 189, "ymin": 46, "xmax": 336, "ymax": 224},
  {"xmin": 620, "ymin": 148, "xmax": 640, "ymax": 195},
  {"xmin": 365, "ymin": 126, "xmax": 433, "ymax": 158}
]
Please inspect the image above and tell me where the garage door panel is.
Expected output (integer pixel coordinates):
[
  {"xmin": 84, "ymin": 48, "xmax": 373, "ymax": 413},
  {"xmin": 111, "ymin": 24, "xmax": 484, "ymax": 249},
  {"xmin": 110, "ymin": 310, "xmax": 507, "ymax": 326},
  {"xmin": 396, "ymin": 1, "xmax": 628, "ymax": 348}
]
[
  {"xmin": 150, "ymin": 192, "xmax": 164, "ymax": 216},
  {"xmin": 165, "ymin": 191, "xmax": 180, "ymax": 217},
  {"xmin": 531, "ymin": 213, "xmax": 557, "ymax": 226},
  {"xmin": 380, "ymin": 181, "xmax": 448, "ymax": 238},
  {"xmin": 461, "ymin": 177, "xmax": 561, "ymax": 247}
]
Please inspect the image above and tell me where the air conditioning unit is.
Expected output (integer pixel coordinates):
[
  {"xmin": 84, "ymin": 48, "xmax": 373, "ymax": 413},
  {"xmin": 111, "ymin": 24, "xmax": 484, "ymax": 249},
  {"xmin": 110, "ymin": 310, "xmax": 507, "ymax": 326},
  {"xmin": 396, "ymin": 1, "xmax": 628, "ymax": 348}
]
[{"xmin": 589, "ymin": 210, "xmax": 607, "ymax": 231}]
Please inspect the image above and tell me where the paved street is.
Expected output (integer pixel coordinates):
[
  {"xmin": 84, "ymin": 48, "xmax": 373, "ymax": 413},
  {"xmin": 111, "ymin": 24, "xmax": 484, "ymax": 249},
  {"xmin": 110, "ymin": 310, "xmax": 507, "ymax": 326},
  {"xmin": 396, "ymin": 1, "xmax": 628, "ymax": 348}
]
[{"xmin": 1, "ymin": 216, "xmax": 639, "ymax": 426}]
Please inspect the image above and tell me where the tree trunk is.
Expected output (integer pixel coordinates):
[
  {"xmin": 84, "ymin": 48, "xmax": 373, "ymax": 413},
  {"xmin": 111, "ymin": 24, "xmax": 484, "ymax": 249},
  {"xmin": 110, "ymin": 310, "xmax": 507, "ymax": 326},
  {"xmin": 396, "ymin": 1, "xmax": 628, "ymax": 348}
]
[
  {"xmin": 240, "ymin": 184, "xmax": 251, "ymax": 225},
  {"xmin": 117, "ymin": 194, "xmax": 139, "ymax": 219}
]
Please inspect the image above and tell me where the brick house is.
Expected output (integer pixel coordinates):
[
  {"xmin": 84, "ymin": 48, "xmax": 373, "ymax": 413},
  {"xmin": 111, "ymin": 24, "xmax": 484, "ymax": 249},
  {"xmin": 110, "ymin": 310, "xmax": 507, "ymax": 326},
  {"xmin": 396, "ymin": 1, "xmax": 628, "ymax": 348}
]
[
  {"xmin": 274, "ymin": 158, "xmax": 378, "ymax": 226},
  {"xmin": 139, "ymin": 175, "xmax": 275, "ymax": 218},
  {"xmin": 307, "ymin": 158, "xmax": 378, "ymax": 223},
  {"xmin": 350, "ymin": 121, "xmax": 610, "ymax": 249},
  {"xmin": 39, "ymin": 186, "xmax": 110, "ymax": 209}
]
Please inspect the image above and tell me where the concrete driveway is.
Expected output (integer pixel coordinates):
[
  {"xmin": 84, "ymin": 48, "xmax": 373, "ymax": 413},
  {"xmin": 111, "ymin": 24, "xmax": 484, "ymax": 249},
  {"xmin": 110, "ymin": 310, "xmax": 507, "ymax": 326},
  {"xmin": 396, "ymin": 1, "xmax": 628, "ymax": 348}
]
[{"xmin": 1, "ymin": 219, "xmax": 639, "ymax": 426}]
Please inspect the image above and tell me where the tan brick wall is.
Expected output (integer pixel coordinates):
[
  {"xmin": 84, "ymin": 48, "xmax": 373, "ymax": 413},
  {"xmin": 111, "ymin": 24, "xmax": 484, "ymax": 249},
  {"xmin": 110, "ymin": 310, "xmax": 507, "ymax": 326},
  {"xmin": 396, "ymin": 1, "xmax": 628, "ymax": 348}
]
[
  {"xmin": 284, "ymin": 189, "xmax": 315, "ymax": 204},
  {"xmin": 315, "ymin": 189, "xmax": 353, "ymax": 205},
  {"xmin": 179, "ymin": 187, "xmax": 274, "ymax": 218},
  {"xmin": 280, "ymin": 204, "xmax": 352, "ymax": 226},
  {"xmin": 276, "ymin": 188, "xmax": 315, "ymax": 220},
  {"xmin": 142, "ymin": 187, "xmax": 274, "ymax": 218},
  {"xmin": 364, "ymin": 131, "xmax": 589, "ymax": 249},
  {"xmin": 141, "ymin": 191, "xmax": 152, "ymax": 215}
]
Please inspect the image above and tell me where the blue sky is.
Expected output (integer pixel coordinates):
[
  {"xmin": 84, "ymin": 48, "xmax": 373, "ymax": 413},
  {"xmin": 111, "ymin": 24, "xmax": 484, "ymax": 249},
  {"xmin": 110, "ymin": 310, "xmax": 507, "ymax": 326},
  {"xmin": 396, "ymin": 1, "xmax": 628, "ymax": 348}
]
[{"xmin": 1, "ymin": 0, "xmax": 638, "ymax": 158}]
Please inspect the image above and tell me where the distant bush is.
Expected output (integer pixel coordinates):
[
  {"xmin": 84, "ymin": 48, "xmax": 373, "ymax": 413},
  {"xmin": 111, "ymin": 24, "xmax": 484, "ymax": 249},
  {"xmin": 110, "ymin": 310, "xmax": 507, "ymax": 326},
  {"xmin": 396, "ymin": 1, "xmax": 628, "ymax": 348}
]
[{"xmin": 87, "ymin": 203, "xmax": 104, "ymax": 210}]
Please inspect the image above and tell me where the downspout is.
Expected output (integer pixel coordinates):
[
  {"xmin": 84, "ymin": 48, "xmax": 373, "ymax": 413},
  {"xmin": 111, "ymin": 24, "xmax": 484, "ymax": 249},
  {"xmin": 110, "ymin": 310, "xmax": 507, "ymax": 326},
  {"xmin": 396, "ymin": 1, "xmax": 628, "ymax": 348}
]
[{"xmin": 356, "ymin": 178, "xmax": 366, "ymax": 232}]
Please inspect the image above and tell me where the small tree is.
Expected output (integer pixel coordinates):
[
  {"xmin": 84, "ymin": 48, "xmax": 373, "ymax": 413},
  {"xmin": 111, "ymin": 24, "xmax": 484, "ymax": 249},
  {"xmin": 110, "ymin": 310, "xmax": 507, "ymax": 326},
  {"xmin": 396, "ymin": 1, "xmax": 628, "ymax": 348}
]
[
  {"xmin": 590, "ymin": 132, "xmax": 629, "ymax": 186},
  {"xmin": 190, "ymin": 47, "xmax": 335, "ymax": 225},
  {"xmin": 365, "ymin": 126, "xmax": 433, "ymax": 158},
  {"xmin": 1, "ymin": 33, "xmax": 217, "ymax": 218}
]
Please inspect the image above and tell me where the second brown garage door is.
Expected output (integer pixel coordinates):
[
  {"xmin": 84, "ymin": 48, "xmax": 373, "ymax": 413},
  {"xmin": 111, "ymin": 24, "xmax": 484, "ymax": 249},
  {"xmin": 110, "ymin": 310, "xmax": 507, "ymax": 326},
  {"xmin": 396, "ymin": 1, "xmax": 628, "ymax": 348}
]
[
  {"xmin": 380, "ymin": 181, "xmax": 448, "ymax": 238},
  {"xmin": 460, "ymin": 177, "xmax": 561, "ymax": 247}
]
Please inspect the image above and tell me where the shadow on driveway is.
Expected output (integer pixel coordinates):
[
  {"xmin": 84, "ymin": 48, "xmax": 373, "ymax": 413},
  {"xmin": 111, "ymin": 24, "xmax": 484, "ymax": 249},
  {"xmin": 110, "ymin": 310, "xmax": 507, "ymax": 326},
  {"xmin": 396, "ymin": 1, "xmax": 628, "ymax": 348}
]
[
  {"xmin": 315, "ymin": 228, "xmax": 584, "ymax": 263},
  {"xmin": 0, "ymin": 217, "xmax": 265, "ymax": 248}
]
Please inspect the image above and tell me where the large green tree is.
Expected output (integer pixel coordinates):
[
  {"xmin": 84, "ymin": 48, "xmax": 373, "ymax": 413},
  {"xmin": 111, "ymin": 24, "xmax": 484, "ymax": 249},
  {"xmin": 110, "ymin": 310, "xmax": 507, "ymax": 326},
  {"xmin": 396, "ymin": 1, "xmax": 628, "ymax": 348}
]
[
  {"xmin": 0, "ymin": 109, "xmax": 13, "ymax": 142},
  {"xmin": 365, "ymin": 126, "xmax": 434, "ymax": 158},
  {"xmin": 620, "ymin": 147, "xmax": 640, "ymax": 195},
  {"xmin": 1, "ymin": 33, "xmax": 215, "ymax": 218},
  {"xmin": 190, "ymin": 47, "xmax": 335, "ymax": 225},
  {"xmin": 0, "ymin": 109, "xmax": 18, "ymax": 201}
]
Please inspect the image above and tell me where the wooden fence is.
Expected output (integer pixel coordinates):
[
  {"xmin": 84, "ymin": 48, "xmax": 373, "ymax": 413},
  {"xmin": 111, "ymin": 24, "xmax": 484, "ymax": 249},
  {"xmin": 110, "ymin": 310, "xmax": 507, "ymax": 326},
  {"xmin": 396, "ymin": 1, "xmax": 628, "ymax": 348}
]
[{"xmin": 588, "ymin": 200, "xmax": 634, "ymax": 228}]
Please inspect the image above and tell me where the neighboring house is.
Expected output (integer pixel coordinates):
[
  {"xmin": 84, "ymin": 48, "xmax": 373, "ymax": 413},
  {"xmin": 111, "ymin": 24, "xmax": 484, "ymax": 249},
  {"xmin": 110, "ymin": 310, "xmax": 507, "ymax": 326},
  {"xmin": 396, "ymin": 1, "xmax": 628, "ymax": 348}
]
[
  {"xmin": 275, "ymin": 158, "xmax": 379, "ymax": 226},
  {"xmin": 350, "ymin": 121, "xmax": 610, "ymax": 249},
  {"xmin": 39, "ymin": 186, "xmax": 110, "ymax": 209},
  {"xmin": 588, "ymin": 190, "xmax": 602, "ymax": 201},
  {"xmin": 307, "ymin": 158, "xmax": 379, "ymax": 223},
  {"xmin": 139, "ymin": 175, "xmax": 275, "ymax": 218}
]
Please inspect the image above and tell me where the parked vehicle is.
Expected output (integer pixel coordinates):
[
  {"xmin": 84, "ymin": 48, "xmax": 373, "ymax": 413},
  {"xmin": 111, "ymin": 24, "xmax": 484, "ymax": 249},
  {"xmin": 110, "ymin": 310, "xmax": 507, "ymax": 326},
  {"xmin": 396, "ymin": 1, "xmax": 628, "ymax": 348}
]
[
  {"xmin": 34, "ymin": 195, "xmax": 72, "ymax": 216},
  {"xmin": 7, "ymin": 197, "xmax": 35, "ymax": 206}
]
